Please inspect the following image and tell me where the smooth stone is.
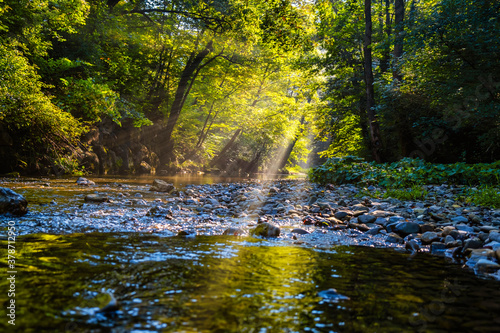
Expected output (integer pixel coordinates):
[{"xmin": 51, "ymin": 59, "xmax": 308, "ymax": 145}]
[
  {"xmin": 365, "ymin": 226, "xmax": 382, "ymax": 235},
  {"xmin": 413, "ymin": 208, "xmax": 426, "ymax": 215},
  {"xmin": 430, "ymin": 242, "xmax": 447, "ymax": 254},
  {"xmin": 388, "ymin": 216, "xmax": 405, "ymax": 224},
  {"xmin": 394, "ymin": 221, "xmax": 421, "ymax": 236},
  {"xmin": 480, "ymin": 226, "xmax": 498, "ymax": 232},
  {"xmin": 146, "ymin": 206, "xmax": 167, "ymax": 217},
  {"xmin": 475, "ymin": 259, "xmax": 500, "ymax": 271},
  {"xmin": 223, "ymin": 227, "xmax": 245, "ymax": 236},
  {"xmin": 456, "ymin": 224, "xmax": 474, "ymax": 233},
  {"xmin": 444, "ymin": 235, "xmax": 455, "ymax": 244},
  {"xmin": 421, "ymin": 231, "xmax": 440, "ymax": 244},
  {"xmin": 0, "ymin": 187, "xmax": 28, "ymax": 216},
  {"xmin": 497, "ymin": 249, "xmax": 500, "ymax": 261},
  {"xmin": 334, "ymin": 211, "xmax": 351, "ymax": 220},
  {"xmin": 352, "ymin": 204, "xmax": 369, "ymax": 212},
  {"xmin": 358, "ymin": 214, "xmax": 376, "ymax": 224},
  {"xmin": 291, "ymin": 228, "xmax": 310, "ymax": 235},
  {"xmin": 374, "ymin": 217, "xmax": 388, "ymax": 226},
  {"xmin": 469, "ymin": 248, "xmax": 496, "ymax": 260},
  {"xmin": 250, "ymin": 222, "xmax": 280, "ymax": 238},
  {"xmin": 372, "ymin": 210, "xmax": 389, "ymax": 217},
  {"xmin": 464, "ymin": 238, "xmax": 483, "ymax": 250},
  {"xmin": 451, "ymin": 216, "xmax": 468, "ymax": 223},
  {"xmin": 441, "ymin": 226, "xmax": 456, "ymax": 237},
  {"xmin": 386, "ymin": 232, "xmax": 404, "ymax": 244},
  {"xmin": 489, "ymin": 232, "xmax": 500, "ymax": 242},
  {"xmin": 420, "ymin": 224, "xmax": 435, "ymax": 233},
  {"xmin": 84, "ymin": 194, "xmax": 109, "ymax": 203},
  {"xmin": 177, "ymin": 230, "xmax": 195, "ymax": 236},
  {"xmin": 76, "ymin": 177, "xmax": 95, "ymax": 186},
  {"xmin": 405, "ymin": 240, "xmax": 420, "ymax": 253},
  {"xmin": 150, "ymin": 179, "xmax": 175, "ymax": 193}
]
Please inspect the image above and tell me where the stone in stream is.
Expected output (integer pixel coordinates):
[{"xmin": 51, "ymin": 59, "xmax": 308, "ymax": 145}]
[
  {"xmin": 150, "ymin": 179, "xmax": 175, "ymax": 193},
  {"xmin": 464, "ymin": 238, "xmax": 483, "ymax": 250},
  {"xmin": 250, "ymin": 222, "xmax": 280, "ymax": 238},
  {"xmin": 0, "ymin": 187, "xmax": 28, "ymax": 216},
  {"xmin": 474, "ymin": 259, "xmax": 500, "ymax": 272},
  {"xmin": 84, "ymin": 194, "xmax": 109, "ymax": 203},
  {"xmin": 76, "ymin": 177, "xmax": 95, "ymax": 186},
  {"xmin": 223, "ymin": 227, "xmax": 245, "ymax": 236},
  {"xmin": 393, "ymin": 221, "xmax": 421, "ymax": 236},
  {"xmin": 405, "ymin": 239, "xmax": 421, "ymax": 254},
  {"xmin": 291, "ymin": 228, "xmax": 310, "ymax": 235},
  {"xmin": 420, "ymin": 231, "xmax": 440, "ymax": 244},
  {"xmin": 386, "ymin": 232, "xmax": 404, "ymax": 244}
]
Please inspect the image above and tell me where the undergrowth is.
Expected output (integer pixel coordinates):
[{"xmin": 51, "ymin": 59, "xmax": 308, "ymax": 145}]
[{"xmin": 309, "ymin": 156, "xmax": 500, "ymax": 187}]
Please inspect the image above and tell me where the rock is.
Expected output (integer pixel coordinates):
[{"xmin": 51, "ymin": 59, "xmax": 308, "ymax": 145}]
[
  {"xmin": 317, "ymin": 288, "xmax": 350, "ymax": 302},
  {"xmin": 489, "ymin": 232, "xmax": 500, "ymax": 242},
  {"xmin": 178, "ymin": 230, "xmax": 195, "ymax": 236},
  {"xmin": 451, "ymin": 216, "xmax": 468, "ymax": 223},
  {"xmin": 334, "ymin": 211, "xmax": 351, "ymax": 220},
  {"xmin": 420, "ymin": 224, "xmax": 435, "ymax": 233},
  {"xmin": 464, "ymin": 238, "xmax": 483, "ymax": 250},
  {"xmin": 138, "ymin": 161, "xmax": 152, "ymax": 174},
  {"xmin": 250, "ymin": 222, "xmax": 280, "ymax": 238},
  {"xmin": 441, "ymin": 226, "xmax": 456, "ymax": 237},
  {"xmin": 456, "ymin": 224, "xmax": 474, "ymax": 233},
  {"xmin": 0, "ymin": 187, "xmax": 28, "ymax": 216},
  {"xmin": 394, "ymin": 221, "xmax": 421, "ymax": 236},
  {"xmin": 497, "ymin": 249, "xmax": 500, "ymax": 261},
  {"xmin": 405, "ymin": 240, "xmax": 421, "ymax": 253},
  {"xmin": 84, "ymin": 194, "xmax": 109, "ymax": 203},
  {"xmin": 388, "ymin": 216, "xmax": 405, "ymax": 224},
  {"xmin": 150, "ymin": 179, "xmax": 175, "ymax": 193},
  {"xmin": 358, "ymin": 214, "xmax": 376, "ymax": 224},
  {"xmin": 76, "ymin": 177, "xmax": 95, "ymax": 186},
  {"xmin": 474, "ymin": 259, "xmax": 500, "ymax": 271},
  {"xmin": 97, "ymin": 292, "xmax": 119, "ymax": 313},
  {"xmin": 223, "ymin": 227, "xmax": 245, "ymax": 236},
  {"xmin": 469, "ymin": 248, "xmax": 496, "ymax": 260},
  {"xmin": 386, "ymin": 232, "xmax": 404, "ymax": 244},
  {"xmin": 430, "ymin": 242, "xmax": 447, "ymax": 254},
  {"xmin": 291, "ymin": 228, "xmax": 310, "ymax": 235},
  {"xmin": 468, "ymin": 213, "xmax": 482, "ymax": 225},
  {"xmin": 421, "ymin": 231, "xmax": 440, "ymax": 244},
  {"xmin": 352, "ymin": 204, "xmax": 369, "ymax": 212},
  {"xmin": 146, "ymin": 206, "xmax": 167, "ymax": 217},
  {"xmin": 444, "ymin": 235, "xmax": 455, "ymax": 244},
  {"xmin": 365, "ymin": 226, "xmax": 382, "ymax": 235}
]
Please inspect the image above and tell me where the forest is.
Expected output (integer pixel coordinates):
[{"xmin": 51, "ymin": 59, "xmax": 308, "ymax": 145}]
[{"xmin": 0, "ymin": 0, "xmax": 498, "ymax": 176}]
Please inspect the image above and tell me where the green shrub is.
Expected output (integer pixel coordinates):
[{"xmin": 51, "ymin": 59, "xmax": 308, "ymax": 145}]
[
  {"xmin": 309, "ymin": 157, "xmax": 500, "ymax": 187},
  {"xmin": 465, "ymin": 187, "xmax": 500, "ymax": 208}
]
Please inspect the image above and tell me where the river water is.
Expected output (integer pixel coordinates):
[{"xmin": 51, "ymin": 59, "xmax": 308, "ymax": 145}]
[{"xmin": 1, "ymin": 176, "xmax": 500, "ymax": 332}]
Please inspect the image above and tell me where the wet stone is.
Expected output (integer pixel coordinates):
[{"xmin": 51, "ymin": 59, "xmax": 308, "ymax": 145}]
[
  {"xmin": 251, "ymin": 222, "xmax": 280, "ymax": 238},
  {"xmin": 223, "ymin": 227, "xmax": 245, "ymax": 236},
  {"xmin": 386, "ymin": 232, "xmax": 404, "ymax": 244},
  {"xmin": 358, "ymin": 214, "xmax": 376, "ymax": 224},
  {"xmin": 0, "ymin": 187, "xmax": 28, "ymax": 216},
  {"xmin": 291, "ymin": 228, "xmax": 310, "ymax": 235},
  {"xmin": 150, "ymin": 179, "xmax": 175, "ymax": 193},
  {"xmin": 84, "ymin": 194, "xmax": 109, "ymax": 203},
  {"xmin": 393, "ymin": 221, "xmax": 421, "ymax": 236},
  {"xmin": 421, "ymin": 231, "xmax": 440, "ymax": 244}
]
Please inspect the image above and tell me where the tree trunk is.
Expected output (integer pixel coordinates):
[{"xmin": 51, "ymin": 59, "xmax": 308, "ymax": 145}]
[
  {"xmin": 210, "ymin": 129, "xmax": 242, "ymax": 167},
  {"xmin": 380, "ymin": 0, "xmax": 392, "ymax": 73},
  {"xmin": 393, "ymin": 0, "xmax": 405, "ymax": 81},
  {"xmin": 158, "ymin": 40, "xmax": 214, "ymax": 166},
  {"xmin": 364, "ymin": 0, "xmax": 382, "ymax": 163}
]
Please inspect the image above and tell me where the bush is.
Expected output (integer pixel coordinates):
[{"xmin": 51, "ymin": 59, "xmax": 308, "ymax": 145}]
[{"xmin": 309, "ymin": 156, "xmax": 500, "ymax": 187}]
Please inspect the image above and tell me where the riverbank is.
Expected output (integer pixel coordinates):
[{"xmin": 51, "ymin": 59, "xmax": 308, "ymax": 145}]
[{"xmin": 1, "ymin": 177, "xmax": 499, "ymax": 281}]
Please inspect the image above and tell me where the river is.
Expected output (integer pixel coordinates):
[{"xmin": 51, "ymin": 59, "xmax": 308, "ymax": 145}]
[{"xmin": 0, "ymin": 176, "xmax": 499, "ymax": 332}]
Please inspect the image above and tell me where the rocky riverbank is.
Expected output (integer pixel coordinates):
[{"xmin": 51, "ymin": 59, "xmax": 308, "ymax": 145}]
[{"xmin": 1, "ymin": 177, "xmax": 500, "ymax": 280}]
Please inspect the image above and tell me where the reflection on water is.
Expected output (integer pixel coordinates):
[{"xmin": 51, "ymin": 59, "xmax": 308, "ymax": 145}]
[{"xmin": 1, "ymin": 234, "xmax": 499, "ymax": 332}]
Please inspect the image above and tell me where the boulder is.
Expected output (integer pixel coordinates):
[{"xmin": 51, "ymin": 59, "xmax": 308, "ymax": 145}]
[
  {"xmin": 84, "ymin": 194, "xmax": 109, "ymax": 203},
  {"xmin": 250, "ymin": 222, "xmax": 280, "ymax": 238},
  {"xmin": 150, "ymin": 179, "xmax": 175, "ymax": 193},
  {"xmin": 0, "ymin": 187, "xmax": 28, "ymax": 216},
  {"xmin": 420, "ymin": 231, "xmax": 440, "ymax": 244},
  {"xmin": 393, "ymin": 221, "xmax": 421, "ymax": 236},
  {"xmin": 76, "ymin": 177, "xmax": 95, "ymax": 186}
]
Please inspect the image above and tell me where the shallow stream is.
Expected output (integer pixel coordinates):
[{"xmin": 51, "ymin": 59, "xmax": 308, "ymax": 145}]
[{"xmin": 1, "ymin": 176, "xmax": 499, "ymax": 332}]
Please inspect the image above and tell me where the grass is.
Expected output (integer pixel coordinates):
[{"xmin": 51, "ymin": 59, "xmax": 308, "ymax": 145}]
[
  {"xmin": 466, "ymin": 187, "xmax": 500, "ymax": 208},
  {"xmin": 383, "ymin": 185, "xmax": 429, "ymax": 201}
]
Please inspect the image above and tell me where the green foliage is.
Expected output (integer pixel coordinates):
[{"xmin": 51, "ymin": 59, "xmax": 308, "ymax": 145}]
[
  {"xmin": 465, "ymin": 187, "xmax": 500, "ymax": 208},
  {"xmin": 384, "ymin": 186, "xmax": 428, "ymax": 201},
  {"xmin": 58, "ymin": 77, "xmax": 120, "ymax": 124},
  {"xmin": 310, "ymin": 157, "xmax": 500, "ymax": 187}
]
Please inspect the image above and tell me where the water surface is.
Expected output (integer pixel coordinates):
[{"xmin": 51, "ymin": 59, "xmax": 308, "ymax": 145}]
[{"xmin": 1, "ymin": 233, "xmax": 499, "ymax": 332}]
